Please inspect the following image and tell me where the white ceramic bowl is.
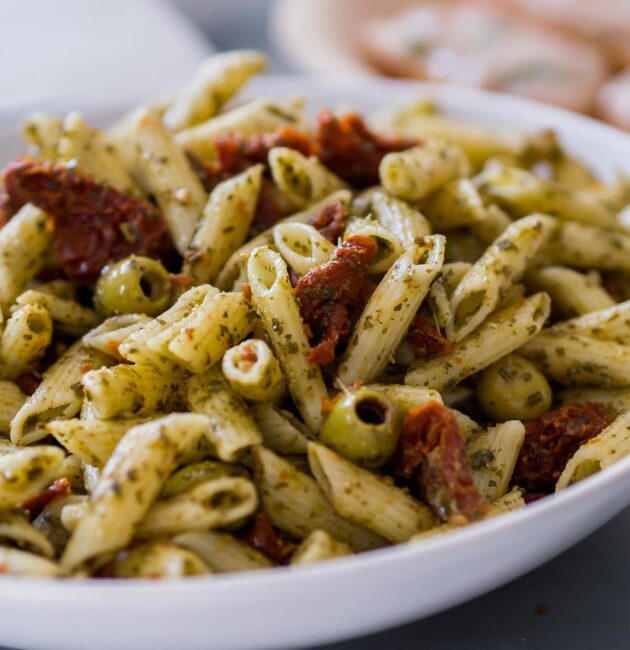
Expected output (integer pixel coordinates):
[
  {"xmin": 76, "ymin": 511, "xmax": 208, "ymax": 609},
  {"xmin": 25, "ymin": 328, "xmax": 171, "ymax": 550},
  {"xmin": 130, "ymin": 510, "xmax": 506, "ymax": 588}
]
[{"xmin": 1, "ymin": 76, "xmax": 630, "ymax": 650}]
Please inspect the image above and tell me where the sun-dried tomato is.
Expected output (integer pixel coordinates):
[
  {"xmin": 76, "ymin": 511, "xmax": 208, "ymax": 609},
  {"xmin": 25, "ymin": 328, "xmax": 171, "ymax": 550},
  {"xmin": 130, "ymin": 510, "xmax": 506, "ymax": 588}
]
[
  {"xmin": 14, "ymin": 372, "xmax": 42, "ymax": 396},
  {"xmin": 308, "ymin": 202, "xmax": 348, "ymax": 243},
  {"xmin": 295, "ymin": 235, "xmax": 377, "ymax": 365},
  {"xmin": 315, "ymin": 110, "xmax": 416, "ymax": 187},
  {"xmin": 21, "ymin": 477, "xmax": 71, "ymax": 520},
  {"xmin": 250, "ymin": 178, "xmax": 288, "ymax": 235},
  {"xmin": 0, "ymin": 192, "xmax": 17, "ymax": 228},
  {"xmin": 3, "ymin": 158, "xmax": 175, "ymax": 285},
  {"xmin": 393, "ymin": 401, "xmax": 483, "ymax": 521},
  {"xmin": 512, "ymin": 402, "xmax": 613, "ymax": 495},
  {"xmin": 241, "ymin": 512, "xmax": 296, "ymax": 564},
  {"xmin": 405, "ymin": 314, "xmax": 451, "ymax": 359}
]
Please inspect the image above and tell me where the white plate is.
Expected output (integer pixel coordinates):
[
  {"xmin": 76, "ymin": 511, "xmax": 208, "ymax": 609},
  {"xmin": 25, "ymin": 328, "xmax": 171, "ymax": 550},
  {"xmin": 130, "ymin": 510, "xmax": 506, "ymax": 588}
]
[{"xmin": 1, "ymin": 76, "xmax": 630, "ymax": 650}]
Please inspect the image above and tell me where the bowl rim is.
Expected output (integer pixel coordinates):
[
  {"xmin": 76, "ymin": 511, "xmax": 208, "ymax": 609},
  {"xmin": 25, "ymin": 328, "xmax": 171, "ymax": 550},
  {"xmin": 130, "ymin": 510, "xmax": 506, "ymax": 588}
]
[{"xmin": 2, "ymin": 73, "xmax": 630, "ymax": 595}]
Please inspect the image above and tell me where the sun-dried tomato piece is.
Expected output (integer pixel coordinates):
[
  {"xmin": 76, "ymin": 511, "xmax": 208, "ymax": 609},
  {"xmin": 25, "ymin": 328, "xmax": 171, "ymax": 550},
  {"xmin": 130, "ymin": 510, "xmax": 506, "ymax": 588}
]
[
  {"xmin": 308, "ymin": 202, "xmax": 348, "ymax": 243},
  {"xmin": 393, "ymin": 401, "xmax": 483, "ymax": 521},
  {"xmin": 405, "ymin": 314, "xmax": 451, "ymax": 359},
  {"xmin": 512, "ymin": 402, "xmax": 613, "ymax": 495},
  {"xmin": 250, "ymin": 178, "xmax": 288, "ymax": 235},
  {"xmin": 14, "ymin": 371, "xmax": 42, "ymax": 396},
  {"xmin": 295, "ymin": 234, "xmax": 377, "ymax": 365},
  {"xmin": 241, "ymin": 512, "xmax": 296, "ymax": 564},
  {"xmin": 0, "ymin": 192, "xmax": 18, "ymax": 228},
  {"xmin": 3, "ymin": 158, "xmax": 175, "ymax": 285},
  {"xmin": 315, "ymin": 110, "xmax": 416, "ymax": 187},
  {"xmin": 21, "ymin": 477, "xmax": 71, "ymax": 520}
]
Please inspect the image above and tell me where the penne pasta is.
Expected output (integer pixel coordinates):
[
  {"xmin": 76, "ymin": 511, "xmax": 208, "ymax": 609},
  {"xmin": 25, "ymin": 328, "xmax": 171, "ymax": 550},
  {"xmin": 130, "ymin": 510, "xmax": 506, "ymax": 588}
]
[
  {"xmin": 273, "ymin": 222, "xmax": 335, "ymax": 275},
  {"xmin": 290, "ymin": 529, "xmax": 352, "ymax": 565},
  {"xmin": 557, "ymin": 411, "xmax": 630, "ymax": 489},
  {"xmin": 110, "ymin": 541, "xmax": 210, "ymax": 578},
  {"xmin": 247, "ymin": 246, "xmax": 327, "ymax": 432},
  {"xmin": 405, "ymin": 293, "xmax": 551, "ymax": 390},
  {"xmin": 61, "ymin": 413, "xmax": 209, "ymax": 570},
  {"xmin": 447, "ymin": 214, "xmax": 555, "ymax": 342},
  {"xmin": 337, "ymin": 236, "xmax": 445, "ymax": 385},
  {"xmin": 186, "ymin": 367, "xmax": 262, "ymax": 462},
  {"xmin": 308, "ymin": 443, "xmax": 435, "ymax": 543},
  {"xmin": 164, "ymin": 50, "xmax": 268, "ymax": 130},
  {"xmin": 222, "ymin": 338, "xmax": 286, "ymax": 404},
  {"xmin": 371, "ymin": 190, "xmax": 432, "ymax": 248},
  {"xmin": 183, "ymin": 165, "xmax": 263, "ymax": 284}
]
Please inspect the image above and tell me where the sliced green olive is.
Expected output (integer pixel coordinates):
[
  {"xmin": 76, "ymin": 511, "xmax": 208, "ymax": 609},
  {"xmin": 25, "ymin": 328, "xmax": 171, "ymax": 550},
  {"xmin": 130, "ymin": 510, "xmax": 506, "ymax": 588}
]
[
  {"xmin": 160, "ymin": 461, "xmax": 249, "ymax": 498},
  {"xmin": 94, "ymin": 255, "xmax": 172, "ymax": 317},
  {"xmin": 319, "ymin": 387, "xmax": 400, "ymax": 468},
  {"xmin": 477, "ymin": 354, "xmax": 552, "ymax": 422}
]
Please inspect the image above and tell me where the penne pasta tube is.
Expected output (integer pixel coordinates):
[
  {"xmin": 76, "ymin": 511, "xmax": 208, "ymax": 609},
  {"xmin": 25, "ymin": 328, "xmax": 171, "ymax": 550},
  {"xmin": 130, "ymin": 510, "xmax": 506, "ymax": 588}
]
[
  {"xmin": 0, "ymin": 380, "xmax": 27, "ymax": 434},
  {"xmin": 525, "ymin": 266, "xmax": 615, "ymax": 318},
  {"xmin": 447, "ymin": 214, "xmax": 555, "ymax": 342},
  {"xmin": 15, "ymin": 289, "xmax": 100, "ymax": 337},
  {"xmin": 155, "ymin": 291, "xmax": 255, "ymax": 374},
  {"xmin": 222, "ymin": 339, "xmax": 286, "ymax": 403},
  {"xmin": 491, "ymin": 487, "xmax": 526, "ymax": 513},
  {"xmin": 0, "ymin": 445, "xmax": 65, "ymax": 509},
  {"xmin": 0, "ymin": 547, "xmax": 61, "ymax": 577},
  {"xmin": 467, "ymin": 421, "xmax": 526, "ymax": 501},
  {"xmin": 557, "ymin": 387, "xmax": 630, "ymax": 415},
  {"xmin": 82, "ymin": 314, "xmax": 152, "ymax": 361},
  {"xmin": 176, "ymin": 98, "xmax": 309, "ymax": 161},
  {"xmin": 539, "ymin": 301, "xmax": 630, "ymax": 345},
  {"xmin": 82, "ymin": 361, "xmax": 186, "ymax": 420},
  {"xmin": 0, "ymin": 511, "xmax": 55, "ymax": 558},
  {"xmin": 308, "ymin": 443, "xmax": 436, "ymax": 543},
  {"xmin": 57, "ymin": 111, "xmax": 140, "ymax": 196},
  {"xmin": 418, "ymin": 179, "xmax": 486, "ymax": 231},
  {"xmin": 379, "ymin": 139, "xmax": 468, "ymax": 202},
  {"xmin": 250, "ymin": 403, "xmax": 310, "ymax": 454},
  {"xmin": 0, "ymin": 205, "xmax": 51, "ymax": 312},
  {"xmin": 110, "ymin": 541, "xmax": 210, "ymax": 578},
  {"xmin": 186, "ymin": 367, "xmax": 262, "ymax": 462},
  {"xmin": 137, "ymin": 477, "xmax": 258, "ymax": 537},
  {"xmin": 252, "ymin": 446, "xmax": 386, "ymax": 551},
  {"xmin": 118, "ymin": 285, "xmax": 215, "ymax": 366},
  {"xmin": 475, "ymin": 164, "xmax": 619, "ymax": 230},
  {"xmin": 0, "ymin": 303, "xmax": 52, "ymax": 379},
  {"xmin": 164, "ymin": 50, "xmax": 268, "ymax": 130},
  {"xmin": 174, "ymin": 530, "xmax": 273, "ymax": 572},
  {"xmin": 557, "ymin": 411, "xmax": 630, "ymax": 489},
  {"xmin": 11, "ymin": 343, "xmax": 112, "ymax": 445},
  {"xmin": 371, "ymin": 102, "xmax": 527, "ymax": 169},
  {"xmin": 544, "ymin": 221, "xmax": 630, "ymax": 272},
  {"xmin": 247, "ymin": 246, "xmax": 327, "ymax": 432},
  {"xmin": 269, "ymin": 146, "xmax": 347, "ymax": 210},
  {"xmin": 131, "ymin": 109, "xmax": 207, "ymax": 254},
  {"xmin": 272, "ymin": 222, "xmax": 335, "ymax": 275},
  {"xmin": 46, "ymin": 417, "xmax": 153, "ymax": 467},
  {"xmin": 337, "ymin": 236, "xmax": 445, "ymax": 385},
  {"xmin": 21, "ymin": 112, "xmax": 62, "ymax": 161},
  {"xmin": 370, "ymin": 190, "xmax": 432, "ymax": 247},
  {"xmin": 61, "ymin": 413, "xmax": 209, "ymax": 570},
  {"xmin": 183, "ymin": 165, "xmax": 264, "ymax": 284},
  {"xmin": 214, "ymin": 189, "xmax": 351, "ymax": 291},
  {"xmin": 405, "ymin": 292, "xmax": 551, "ymax": 390},
  {"xmin": 290, "ymin": 529, "xmax": 352, "ymax": 566},
  {"xmin": 520, "ymin": 332, "xmax": 630, "ymax": 387}
]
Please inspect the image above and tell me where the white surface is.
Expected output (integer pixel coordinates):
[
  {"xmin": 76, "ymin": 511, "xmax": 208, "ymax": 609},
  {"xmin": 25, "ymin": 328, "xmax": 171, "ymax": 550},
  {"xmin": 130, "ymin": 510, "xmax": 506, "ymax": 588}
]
[
  {"xmin": 1, "ymin": 77, "xmax": 630, "ymax": 650},
  {"xmin": 0, "ymin": 0, "xmax": 212, "ymax": 110}
]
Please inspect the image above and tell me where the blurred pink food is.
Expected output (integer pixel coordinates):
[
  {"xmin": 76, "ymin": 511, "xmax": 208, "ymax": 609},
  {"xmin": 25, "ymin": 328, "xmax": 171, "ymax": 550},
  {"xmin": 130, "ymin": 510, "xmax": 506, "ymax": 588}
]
[{"xmin": 358, "ymin": 0, "xmax": 608, "ymax": 113}]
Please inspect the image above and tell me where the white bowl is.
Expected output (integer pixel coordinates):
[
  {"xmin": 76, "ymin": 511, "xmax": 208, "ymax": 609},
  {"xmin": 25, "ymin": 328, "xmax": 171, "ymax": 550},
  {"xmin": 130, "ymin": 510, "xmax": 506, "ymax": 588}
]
[{"xmin": 1, "ymin": 76, "xmax": 629, "ymax": 650}]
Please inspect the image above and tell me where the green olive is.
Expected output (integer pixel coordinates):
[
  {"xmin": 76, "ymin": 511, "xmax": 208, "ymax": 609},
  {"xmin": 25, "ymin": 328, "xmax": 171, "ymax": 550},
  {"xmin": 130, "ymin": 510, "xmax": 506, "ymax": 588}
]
[
  {"xmin": 160, "ymin": 461, "xmax": 249, "ymax": 498},
  {"xmin": 477, "ymin": 354, "xmax": 552, "ymax": 422},
  {"xmin": 319, "ymin": 387, "xmax": 400, "ymax": 468},
  {"xmin": 94, "ymin": 255, "xmax": 172, "ymax": 317}
]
